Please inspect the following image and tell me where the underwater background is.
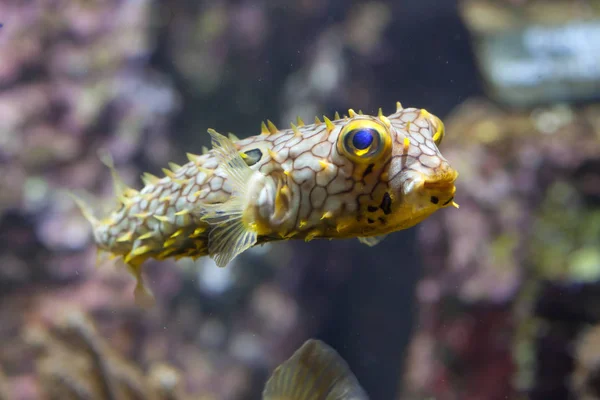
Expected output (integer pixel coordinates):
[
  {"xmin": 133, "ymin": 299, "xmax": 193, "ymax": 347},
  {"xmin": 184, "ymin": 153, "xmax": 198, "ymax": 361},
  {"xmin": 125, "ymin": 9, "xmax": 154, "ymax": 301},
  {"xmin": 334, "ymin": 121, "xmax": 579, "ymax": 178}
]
[{"xmin": 1, "ymin": 0, "xmax": 600, "ymax": 399}]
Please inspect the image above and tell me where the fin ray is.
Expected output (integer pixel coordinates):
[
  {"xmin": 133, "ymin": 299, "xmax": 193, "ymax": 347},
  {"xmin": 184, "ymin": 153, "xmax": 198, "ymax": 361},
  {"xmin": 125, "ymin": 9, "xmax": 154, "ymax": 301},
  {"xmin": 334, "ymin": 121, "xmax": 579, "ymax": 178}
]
[
  {"xmin": 263, "ymin": 339, "xmax": 369, "ymax": 400},
  {"xmin": 358, "ymin": 235, "xmax": 387, "ymax": 247},
  {"xmin": 200, "ymin": 129, "xmax": 259, "ymax": 267}
]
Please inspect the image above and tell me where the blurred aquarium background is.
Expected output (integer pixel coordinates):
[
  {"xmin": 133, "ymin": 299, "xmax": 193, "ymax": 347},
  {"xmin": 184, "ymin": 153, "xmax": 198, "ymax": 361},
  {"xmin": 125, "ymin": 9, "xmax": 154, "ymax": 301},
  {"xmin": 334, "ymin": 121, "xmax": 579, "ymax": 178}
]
[{"xmin": 1, "ymin": 0, "xmax": 600, "ymax": 399}]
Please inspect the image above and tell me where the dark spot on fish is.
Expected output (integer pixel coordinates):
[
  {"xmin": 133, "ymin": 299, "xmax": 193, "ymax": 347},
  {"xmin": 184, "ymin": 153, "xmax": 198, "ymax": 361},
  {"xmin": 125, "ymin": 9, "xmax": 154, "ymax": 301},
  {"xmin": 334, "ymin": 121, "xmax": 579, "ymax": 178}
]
[
  {"xmin": 430, "ymin": 196, "xmax": 439, "ymax": 204},
  {"xmin": 367, "ymin": 218, "xmax": 375, "ymax": 224},
  {"xmin": 242, "ymin": 148, "xmax": 263, "ymax": 166},
  {"xmin": 378, "ymin": 217, "xmax": 386, "ymax": 224},
  {"xmin": 367, "ymin": 205, "xmax": 378, "ymax": 213},
  {"xmin": 442, "ymin": 197, "xmax": 453, "ymax": 206},
  {"xmin": 380, "ymin": 192, "xmax": 392, "ymax": 215},
  {"xmin": 362, "ymin": 163, "xmax": 374, "ymax": 179}
]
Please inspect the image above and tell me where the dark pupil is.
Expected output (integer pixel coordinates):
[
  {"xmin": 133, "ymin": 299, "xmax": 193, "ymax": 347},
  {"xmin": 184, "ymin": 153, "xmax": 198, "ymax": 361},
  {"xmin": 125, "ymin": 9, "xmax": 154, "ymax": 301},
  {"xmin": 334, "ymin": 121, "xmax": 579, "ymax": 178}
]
[{"xmin": 352, "ymin": 129, "xmax": 374, "ymax": 150}]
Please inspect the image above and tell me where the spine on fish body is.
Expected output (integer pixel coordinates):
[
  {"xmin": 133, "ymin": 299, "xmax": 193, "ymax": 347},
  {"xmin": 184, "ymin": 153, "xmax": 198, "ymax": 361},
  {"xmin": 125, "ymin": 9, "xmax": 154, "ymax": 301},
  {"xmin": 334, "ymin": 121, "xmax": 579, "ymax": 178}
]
[{"xmin": 73, "ymin": 103, "xmax": 459, "ymax": 304}]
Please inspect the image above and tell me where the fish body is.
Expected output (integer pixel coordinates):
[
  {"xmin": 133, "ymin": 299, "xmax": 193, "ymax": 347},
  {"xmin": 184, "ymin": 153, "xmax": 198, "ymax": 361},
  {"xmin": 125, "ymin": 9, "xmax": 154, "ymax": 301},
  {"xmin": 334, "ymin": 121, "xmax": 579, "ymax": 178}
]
[
  {"xmin": 74, "ymin": 103, "xmax": 458, "ymax": 303},
  {"xmin": 263, "ymin": 339, "xmax": 368, "ymax": 399}
]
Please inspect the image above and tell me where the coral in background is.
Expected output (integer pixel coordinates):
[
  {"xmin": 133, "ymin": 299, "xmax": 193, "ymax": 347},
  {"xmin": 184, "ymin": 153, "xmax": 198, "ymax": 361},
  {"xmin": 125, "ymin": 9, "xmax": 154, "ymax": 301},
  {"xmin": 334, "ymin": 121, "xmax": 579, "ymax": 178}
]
[
  {"xmin": 25, "ymin": 310, "xmax": 193, "ymax": 400},
  {"xmin": 401, "ymin": 99, "xmax": 600, "ymax": 400},
  {"xmin": 0, "ymin": 0, "xmax": 180, "ymax": 285}
]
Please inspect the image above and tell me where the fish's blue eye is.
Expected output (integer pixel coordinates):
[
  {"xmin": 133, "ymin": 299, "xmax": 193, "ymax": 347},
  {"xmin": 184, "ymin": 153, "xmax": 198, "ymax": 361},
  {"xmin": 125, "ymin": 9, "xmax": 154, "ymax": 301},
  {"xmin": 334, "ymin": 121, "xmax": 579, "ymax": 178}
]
[{"xmin": 352, "ymin": 129, "xmax": 374, "ymax": 150}]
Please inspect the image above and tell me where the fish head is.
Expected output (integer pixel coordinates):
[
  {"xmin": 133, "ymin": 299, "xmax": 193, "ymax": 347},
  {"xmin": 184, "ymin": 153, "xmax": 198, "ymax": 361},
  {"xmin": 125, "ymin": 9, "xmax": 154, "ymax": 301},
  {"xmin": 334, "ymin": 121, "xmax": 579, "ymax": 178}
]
[
  {"xmin": 385, "ymin": 108, "xmax": 458, "ymax": 226},
  {"xmin": 332, "ymin": 107, "xmax": 458, "ymax": 235}
]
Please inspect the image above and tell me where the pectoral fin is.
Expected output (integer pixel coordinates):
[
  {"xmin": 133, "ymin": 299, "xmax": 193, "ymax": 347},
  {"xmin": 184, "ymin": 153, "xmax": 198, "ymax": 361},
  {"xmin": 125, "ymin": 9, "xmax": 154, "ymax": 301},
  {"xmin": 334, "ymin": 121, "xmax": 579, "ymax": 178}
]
[
  {"xmin": 358, "ymin": 235, "xmax": 387, "ymax": 247},
  {"xmin": 200, "ymin": 129, "xmax": 258, "ymax": 268},
  {"xmin": 263, "ymin": 339, "xmax": 369, "ymax": 400}
]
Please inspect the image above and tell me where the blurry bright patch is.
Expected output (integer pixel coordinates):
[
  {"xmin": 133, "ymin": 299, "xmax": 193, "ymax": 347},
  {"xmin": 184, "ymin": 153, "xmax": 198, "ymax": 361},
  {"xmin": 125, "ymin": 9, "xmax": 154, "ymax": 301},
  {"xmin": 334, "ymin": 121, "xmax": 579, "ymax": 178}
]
[
  {"xmin": 196, "ymin": 257, "xmax": 235, "ymax": 296},
  {"xmin": 23, "ymin": 176, "xmax": 49, "ymax": 212},
  {"xmin": 531, "ymin": 181, "xmax": 600, "ymax": 282},
  {"xmin": 569, "ymin": 247, "xmax": 600, "ymax": 283}
]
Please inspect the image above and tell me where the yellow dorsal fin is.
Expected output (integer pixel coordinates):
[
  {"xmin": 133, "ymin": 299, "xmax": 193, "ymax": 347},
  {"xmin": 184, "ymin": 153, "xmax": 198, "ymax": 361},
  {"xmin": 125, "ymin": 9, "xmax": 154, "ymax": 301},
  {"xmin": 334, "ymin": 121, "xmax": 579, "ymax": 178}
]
[{"xmin": 97, "ymin": 149, "xmax": 137, "ymax": 199}]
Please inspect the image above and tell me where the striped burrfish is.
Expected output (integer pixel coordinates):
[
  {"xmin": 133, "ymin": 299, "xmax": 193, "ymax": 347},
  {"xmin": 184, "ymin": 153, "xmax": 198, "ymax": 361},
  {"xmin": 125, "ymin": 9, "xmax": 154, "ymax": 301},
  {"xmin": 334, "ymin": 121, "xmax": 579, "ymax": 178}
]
[
  {"xmin": 262, "ymin": 339, "xmax": 368, "ymax": 399},
  {"xmin": 73, "ymin": 103, "xmax": 459, "ymax": 304}
]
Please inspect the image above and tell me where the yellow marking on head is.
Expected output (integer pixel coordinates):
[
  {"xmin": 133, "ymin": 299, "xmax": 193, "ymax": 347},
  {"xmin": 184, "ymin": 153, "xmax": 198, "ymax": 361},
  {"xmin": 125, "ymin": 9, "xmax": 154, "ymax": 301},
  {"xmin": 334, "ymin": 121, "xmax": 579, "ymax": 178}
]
[
  {"xmin": 261, "ymin": 121, "xmax": 269, "ymax": 135},
  {"xmin": 314, "ymin": 116, "xmax": 322, "ymax": 125},
  {"xmin": 403, "ymin": 137, "xmax": 410, "ymax": 153},
  {"xmin": 318, "ymin": 159, "xmax": 330, "ymax": 170},
  {"xmin": 153, "ymin": 215, "xmax": 170, "ymax": 223},
  {"xmin": 116, "ymin": 231, "xmax": 134, "ymax": 242},
  {"xmin": 141, "ymin": 172, "xmax": 160, "ymax": 186},
  {"xmin": 296, "ymin": 116, "xmax": 305, "ymax": 127},
  {"xmin": 406, "ymin": 121, "xmax": 411, "ymax": 131},
  {"xmin": 202, "ymin": 146, "xmax": 209, "ymax": 155},
  {"xmin": 228, "ymin": 132, "xmax": 239, "ymax": 141},
  {"xmin": 298, "ymin": 220, "xmax": 308, "ymax": 228},
  {"xmin": 396, "ymin": 101, "xmax": 403, "ymax": 112},
  {"xmin": 290, "ymin": 123, "xmax": 302, "ymax": 137},
  {"xmin": 348, "ymin": 109, "xmax": 357, "ymax": 118},
  {"xmin": 267, "ymin": 119, "xmax": 278, "ymax": 134},
  {"xmin": 162, "ymin": 168, "xmax": 176, "ymax": 179},
  {"xmin": 174, "ymin": 209, "xmax": 190, "ymax": 216},
  {"xmin": 334, "ymin": 111, "xmax": 341, "ymax": 120},
  {"xmin": 378, "ymin": 108, "xmax": 392, "ymax": 128},
  {"xmin": 419, "ymin": 109, "xmax": 431, "ymax": 119},
  {"xmin": 267, "ymin": 149, "xmax": 279, "ymax": 162},
  {"xmin": 324, "ymin": 116, "xmax": 335, "ymax": 133},
  {"xmin": 168, "ymin": 162, "xmax": 181, "ymax": 171},
  {"xmin": 280, "ymin": 185, "xmax": 291, "ymax": 198}
]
